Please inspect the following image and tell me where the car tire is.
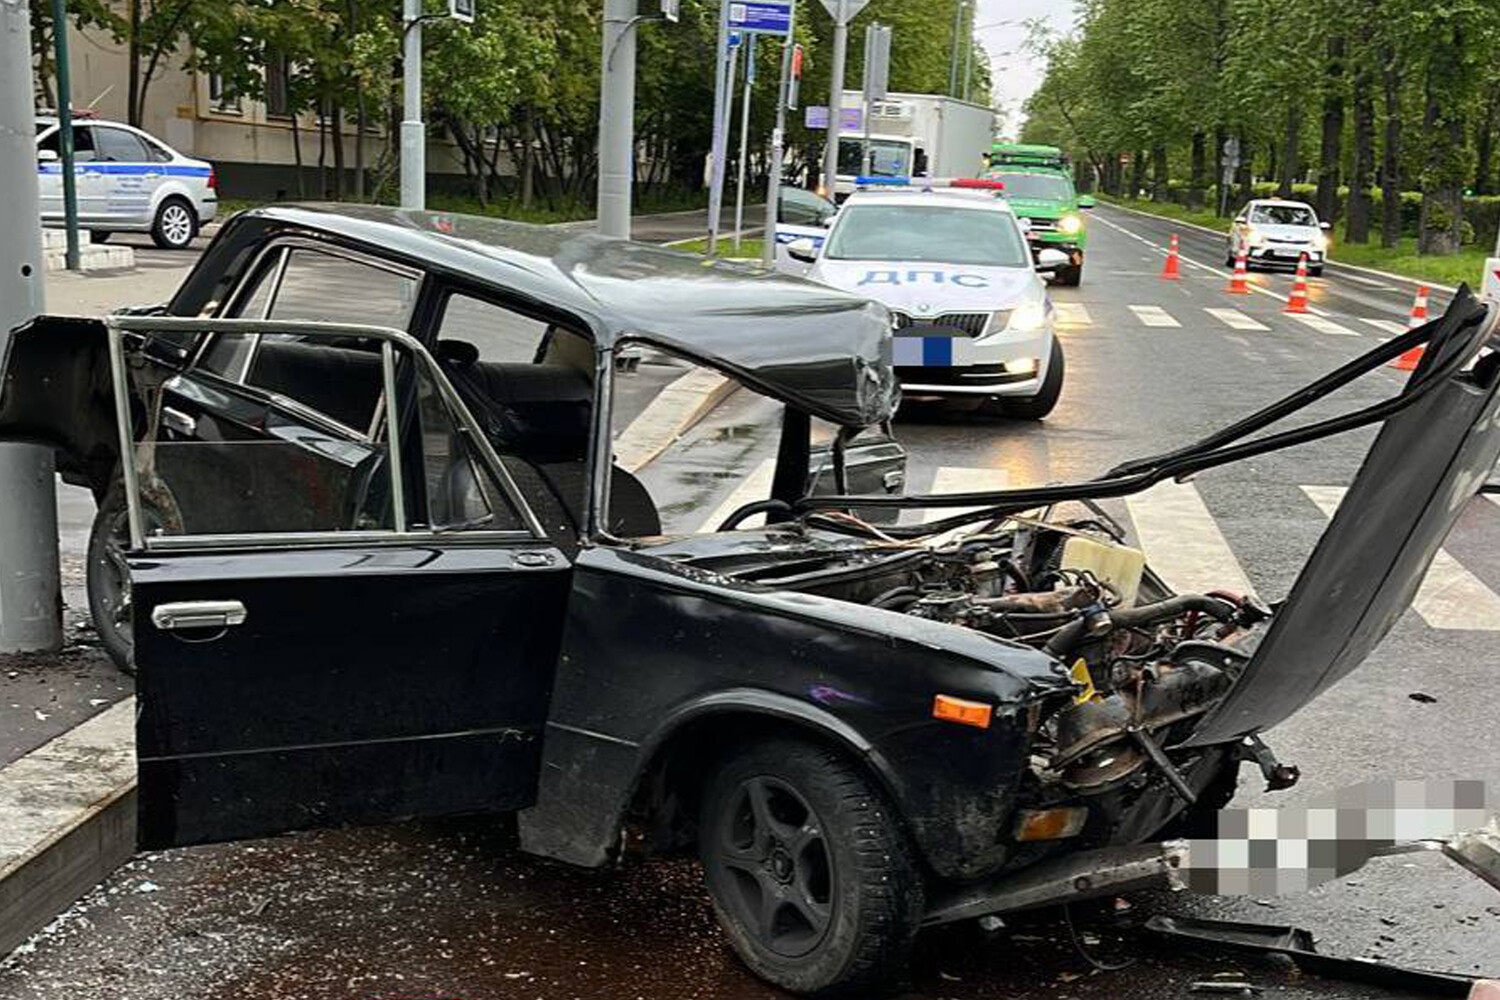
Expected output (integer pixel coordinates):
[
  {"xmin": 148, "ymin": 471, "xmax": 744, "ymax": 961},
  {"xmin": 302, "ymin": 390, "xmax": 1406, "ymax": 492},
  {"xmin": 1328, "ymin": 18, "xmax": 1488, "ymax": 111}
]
[
  {"xmin": 86, "ymin": 479, "xmax": 183, "ymax": 674},
  {"xmin": 89, "ymin": 230, "xmax": 112, "ymax": 245},
  {"xmin": 1054, "ymin": 261, "xmax": 1083, "ymax": 287},
  {"xmin": 991, "ymin": 338, "xmax": 1065, "ymax": 420},
  {"xmin": 699, "ymin": 738, "xmax": 923, "ymax": 997},
  {"xmin": 151, "ymin": 197, "xmax": 197, "ymax": 250}
]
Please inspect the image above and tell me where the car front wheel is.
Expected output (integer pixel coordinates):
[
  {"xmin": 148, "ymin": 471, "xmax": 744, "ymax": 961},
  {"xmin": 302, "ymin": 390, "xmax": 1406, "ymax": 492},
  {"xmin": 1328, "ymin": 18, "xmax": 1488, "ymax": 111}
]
[
  {"xmin": 699, "ymin": 738, "xmax": 923, "ymax": 997},
  {"xmin": 990, "ymin": 337, "xmax": 1064, "ymax": 420},
  {"xmin": 151, "ymin": 197, "xmax": 198, "ymax": 249}
]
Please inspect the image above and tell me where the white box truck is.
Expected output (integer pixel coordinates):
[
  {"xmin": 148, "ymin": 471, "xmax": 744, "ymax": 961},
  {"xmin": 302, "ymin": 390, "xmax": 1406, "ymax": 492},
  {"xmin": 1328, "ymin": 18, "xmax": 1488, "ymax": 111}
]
[{"xmin": 830, "ymin": 91, "xmax": 994, "ymax": 200}]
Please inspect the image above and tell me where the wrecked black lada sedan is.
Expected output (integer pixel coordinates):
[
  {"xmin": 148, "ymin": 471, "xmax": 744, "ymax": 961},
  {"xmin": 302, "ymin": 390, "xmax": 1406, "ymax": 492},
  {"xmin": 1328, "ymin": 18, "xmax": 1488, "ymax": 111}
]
[{"xmin": 3, "ymin": 205, "xmax": 1498, "ymax": 997}]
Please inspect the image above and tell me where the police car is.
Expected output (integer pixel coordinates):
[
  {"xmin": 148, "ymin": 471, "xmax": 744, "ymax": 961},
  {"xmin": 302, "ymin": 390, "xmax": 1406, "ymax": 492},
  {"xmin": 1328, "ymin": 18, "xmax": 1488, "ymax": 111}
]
[
  {"xmin": 784, "ymin": 177, "xmax": 1066, "ymax": 418},
  {"xmin": 35, "ymin": 115, "xmax": 217, "ymax": 249}
]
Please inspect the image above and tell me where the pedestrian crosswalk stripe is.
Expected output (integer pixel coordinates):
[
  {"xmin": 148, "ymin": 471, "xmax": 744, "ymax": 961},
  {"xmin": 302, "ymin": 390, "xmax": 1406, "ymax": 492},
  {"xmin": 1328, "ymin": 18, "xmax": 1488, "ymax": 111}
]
[
  {"xmin": 1360, "ymin": 317, "xmax": 1408, "ymax": 335},
  {"xmin": 919, "ymin": 466, "xmax": 1011, "ymax": 523},
  {"xmin": 1054, "ymin": 302, "xmax": 1092, "ymax": 327},
  {"xmin": 1301, "ymin": 485, "xmax": 1500, "ymax": 631},
  {"xmin": 1129, "ymin": 305, "xmax": 1180, "ymax": 328},
  {"xmin": 1125, "ymin": 480, "xmax": 1257, "ymax": 598},
  {"xmin": 1205, "ymin": 307, "xmax": 1269, "ymax": 331},
  {"xmin": 1288, "ymin": 314, "xmax": 1359, "ymax": 337},
  {"xmin": 697, "ymin": 458, "xmax": 775, "ymax": 532}
]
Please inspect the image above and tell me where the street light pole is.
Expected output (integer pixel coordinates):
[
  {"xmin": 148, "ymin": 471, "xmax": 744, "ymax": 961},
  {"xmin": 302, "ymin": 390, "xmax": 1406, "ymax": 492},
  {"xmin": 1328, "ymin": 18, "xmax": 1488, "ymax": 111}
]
[
  {"xmin": 598, "ymin": 0, "xmax": 638, "ymax": 238},
  {"xmin": 947, "ymin": 0, "xmax": 963, "ymax": 97},
  {"xmin": 761, "ymin": 9, "xmax": 798, "ymax": 269},
  {"xmin": 400, "ymin": 0, "xmax": 425, "ymax": 210},
  {"xmin": 50, "ymin": 0, "xmax": 79, "ymax": 269},
  {"xmin": 0, "ymin": 0, "xmax": 62, "ymax": 654},
  {"xmin": 819, "ymin": 0, "xmax": 851, "ymax": 198}
]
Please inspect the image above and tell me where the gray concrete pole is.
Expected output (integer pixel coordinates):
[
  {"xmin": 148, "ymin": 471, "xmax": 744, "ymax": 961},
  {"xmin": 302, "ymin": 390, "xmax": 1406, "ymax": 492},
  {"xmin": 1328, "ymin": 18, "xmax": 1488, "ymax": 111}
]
[
  {"xmin": 598, "ymin": 0, "xmax": 638, "ymax": 239},
  {"xmin": 761, "ymin": 7, "xmax": 797, "ymax": 268},
  {"xmin": 947, "ymin": 0, "xmax": 962, "ymax": 97},
  {"xmin": 0, "ymin": 0, "xmax": 62, "ymax": 654},
  {"xmin": 820, "ymin": 0, "xmax": 848, "ymax": 198},
  {"xmin": 962, "ymin": 1, "xmax": 973, "ymax": 103},
  {"xmin": 400, "ymin": 0, "xmax": 425, "ymax": 210},
  {"xmin": 706, "ymin": 7, "xmax": 733, "ymax": 255}
]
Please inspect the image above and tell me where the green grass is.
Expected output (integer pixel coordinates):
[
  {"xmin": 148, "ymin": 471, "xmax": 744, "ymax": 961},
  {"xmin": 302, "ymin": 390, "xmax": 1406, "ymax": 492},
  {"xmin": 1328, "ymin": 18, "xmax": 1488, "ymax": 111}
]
[
  {"xmin": 1099, "ymin": 194, "xmax": 1493, "ymax": 288},
  {"xmin": 213, "ymin": 189, "xmax": 711, "ymax": 227},
  {"xmin": 668, "ymin": 237, "xmax": 767, "ymax": 259}
]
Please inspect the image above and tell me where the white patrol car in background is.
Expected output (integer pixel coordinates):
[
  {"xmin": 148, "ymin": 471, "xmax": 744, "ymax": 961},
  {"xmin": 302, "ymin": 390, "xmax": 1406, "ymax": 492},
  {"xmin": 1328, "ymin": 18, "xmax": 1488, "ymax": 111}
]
[
  {"xmin": 1227, "ymin": 198, "xmax": 1330, "ymax": 275},
  {"xmin": 35, "ymin": 114, "xmax": 217, "ymax": 249},
  {"xmin": 784, "ymin": 177, "xmax": 1067, "ymax": 418}
]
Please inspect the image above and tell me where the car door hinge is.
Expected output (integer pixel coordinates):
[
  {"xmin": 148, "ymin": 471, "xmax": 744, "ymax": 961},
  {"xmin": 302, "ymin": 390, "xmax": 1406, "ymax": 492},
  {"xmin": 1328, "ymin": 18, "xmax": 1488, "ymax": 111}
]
[{"xmin": 514, "ymin": 550, "xmax": 556, "ymax": 568}]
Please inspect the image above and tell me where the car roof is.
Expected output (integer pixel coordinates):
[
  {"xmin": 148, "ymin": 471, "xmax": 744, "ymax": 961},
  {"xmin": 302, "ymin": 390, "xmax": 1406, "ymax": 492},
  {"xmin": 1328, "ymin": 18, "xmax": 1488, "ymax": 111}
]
[
  {"xmin": 173, "ymin": 204, "xmax": 899, "ymax": 428},
  {"xmin": 842, "ymin": 189, "xmax": 1014, "ymax": 212}
]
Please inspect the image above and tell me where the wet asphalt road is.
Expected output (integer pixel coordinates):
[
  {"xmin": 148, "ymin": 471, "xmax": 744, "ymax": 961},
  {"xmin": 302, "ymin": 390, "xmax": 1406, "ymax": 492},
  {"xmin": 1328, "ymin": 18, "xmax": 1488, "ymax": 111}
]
[{"xmin": 3, "ymin": 203, "xmax": 1498, "ymax": 999}]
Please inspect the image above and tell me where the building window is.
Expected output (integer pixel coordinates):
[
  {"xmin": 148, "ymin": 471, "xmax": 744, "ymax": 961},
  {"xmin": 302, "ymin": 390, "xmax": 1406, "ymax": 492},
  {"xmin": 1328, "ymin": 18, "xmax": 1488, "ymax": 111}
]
[
  {"xmin": 208, "ymin": 72, "xmax": 242, "ymax": 114},
  {"xmin": 265, "ymin": 53, "xmax": 291, "ymax": 118}
]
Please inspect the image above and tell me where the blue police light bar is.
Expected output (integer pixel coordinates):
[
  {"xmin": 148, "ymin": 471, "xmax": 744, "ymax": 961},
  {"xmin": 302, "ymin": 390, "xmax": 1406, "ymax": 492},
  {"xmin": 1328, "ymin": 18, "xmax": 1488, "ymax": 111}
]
[{"xmin": 853, "ymin": 177, "xmax": 1006, "ymax": 190}]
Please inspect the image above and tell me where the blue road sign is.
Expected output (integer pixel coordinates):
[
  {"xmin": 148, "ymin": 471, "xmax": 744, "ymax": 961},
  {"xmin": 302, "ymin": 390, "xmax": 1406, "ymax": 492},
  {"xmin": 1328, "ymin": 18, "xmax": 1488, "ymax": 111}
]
[
  {"xmin": 729, "ymin": 29, "xmax": 743, "ymax": 47},
  {"xmin": 727, "ymin": 0, "xmax": 792, "ymax": 36}
]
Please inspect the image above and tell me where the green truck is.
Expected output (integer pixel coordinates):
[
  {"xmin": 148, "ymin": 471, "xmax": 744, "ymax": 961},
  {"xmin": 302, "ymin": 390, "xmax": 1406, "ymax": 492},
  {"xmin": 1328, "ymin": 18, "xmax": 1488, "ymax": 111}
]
[{"xmin": 986, "ymin": 143, "xmax": 1093, "ymax": 286}]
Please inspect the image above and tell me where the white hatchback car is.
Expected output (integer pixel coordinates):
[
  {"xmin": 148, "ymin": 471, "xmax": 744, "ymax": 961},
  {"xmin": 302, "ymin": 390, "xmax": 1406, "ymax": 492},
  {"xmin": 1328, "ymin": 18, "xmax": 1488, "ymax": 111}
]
[
  {"xmin": 36, "ymin": 117, "xmax": 217, "ymax": 249},
  {"xmin": 787, "ymin": 179, "xmax": 1066, "ymax": 418},
  {"xmin": 1227, "ymin": 198, "xmax": 1330, "ymax": 275}
]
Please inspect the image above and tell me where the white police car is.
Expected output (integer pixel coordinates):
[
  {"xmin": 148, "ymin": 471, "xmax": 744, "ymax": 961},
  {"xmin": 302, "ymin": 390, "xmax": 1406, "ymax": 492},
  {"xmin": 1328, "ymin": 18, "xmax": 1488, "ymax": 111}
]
[
  {"xmin": 35, "ymin": 115, "xmax": 217, "ymax": 249},
  {"xmin": 784, "ymin": 178, "xmax": 1066, "ymax": 418}
]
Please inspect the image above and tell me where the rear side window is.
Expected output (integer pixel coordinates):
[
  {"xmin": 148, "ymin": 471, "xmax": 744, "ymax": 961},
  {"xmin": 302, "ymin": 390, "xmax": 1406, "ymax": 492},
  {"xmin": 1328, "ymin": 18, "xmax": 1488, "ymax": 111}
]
[
  {"xmin": 436, "ymin": 292, "xmax": 551, "ymax": 363},
  {"xmin": 95, "ymin": 127, "xmax": 151, "ymax": 163}
]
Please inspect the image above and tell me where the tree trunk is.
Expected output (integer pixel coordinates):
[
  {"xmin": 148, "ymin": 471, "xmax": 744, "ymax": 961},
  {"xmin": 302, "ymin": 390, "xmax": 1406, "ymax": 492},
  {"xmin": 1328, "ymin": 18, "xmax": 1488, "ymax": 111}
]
[
  {"xmin": 354, "ymin": 96, "xmax": 367, "ymax": 200},
  {"xmin": 332, "ymin": 103, "xmax": 346, "ymax": 201},
  {"xmin": 1150, "ymin": 143, "xmax": 1168, "ymax": 201},
  {"xmin": 1417, "ymin": 28, "xmax": 1466, "ymax": 257},
  {"xmin": 126, "ymin": 0, "xmax": 141, "ymax": 124},
  {"xmin": 291, "ymin": 113, "xmax": 305, "ymax": 199},
  {"xmin": 1131, "ymin": 148, "xmax": 1146, "ymax": 197},
  {"xmin": 521, "ymin": 118, "xmax": 535, "ymax": 210},
  {"xmin": 1474, "ymin": 85, "xmax": 1499, "ymax": 195},
  {"xmin": 1212, "ymin": 126, "xmax": 1227, "ymax": 215},
  {"xmin": 1347, "ymin": 60, "xmax": 1375, "ymax": 244},
  {"xmin": 317, "ymin": 98, "xmax": 329, "ymax": 199},
  {"xmin": 1380, "ymin": 45, "xmax": 1402, "ymax": 248},
  {"xmin": 1236, "ymin": 132, "xmax": 1254, "ymax": 210},
  {"xmin": 1279, "ymin": 101, "xmax": 1300, "ymax": 197},
  {"xmin": 1188, "ymin": 131, "xmax": 1206, "ymax": 210},
  {"xmin": 1315, "ymin": 36, "xmax": 1345, "ymax": 222}
]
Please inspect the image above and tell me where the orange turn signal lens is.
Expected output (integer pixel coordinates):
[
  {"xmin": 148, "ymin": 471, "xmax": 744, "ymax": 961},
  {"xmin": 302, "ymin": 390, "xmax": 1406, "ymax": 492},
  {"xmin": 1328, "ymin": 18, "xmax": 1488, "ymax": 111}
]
[
  {"xmin": 932, "ymin": 694, "xmax": 993, "ymax": 729},
  {"xmin": 1014, "ymin": 806, "xmax": 1089, "ymax": 842}
]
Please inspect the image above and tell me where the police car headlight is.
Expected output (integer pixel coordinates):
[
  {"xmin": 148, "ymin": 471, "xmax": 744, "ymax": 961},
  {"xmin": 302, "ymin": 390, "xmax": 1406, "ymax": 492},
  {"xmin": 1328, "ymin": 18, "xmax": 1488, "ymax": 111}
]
[
  {"xmin": 1006, "ymin": 301, "xmax": 1048, "ymax": 333},
  {"xmin": 1247, "ymin": 228, "xmax": 1267, "ymax": 247},
  {"xmin": 1057, "ymin": 215, "xmax": 1082, "ymax": 235},
  {"xmin": 1313, "ymin": 232, "xmax": 1329, "ymax": 251}
]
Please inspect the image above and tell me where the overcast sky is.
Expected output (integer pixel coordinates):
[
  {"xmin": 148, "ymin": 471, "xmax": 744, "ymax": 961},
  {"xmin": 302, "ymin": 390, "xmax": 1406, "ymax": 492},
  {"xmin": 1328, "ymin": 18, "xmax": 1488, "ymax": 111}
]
[{"xmin": 973, "ymin": 0, "xmax": 1075, "ymax": 136}]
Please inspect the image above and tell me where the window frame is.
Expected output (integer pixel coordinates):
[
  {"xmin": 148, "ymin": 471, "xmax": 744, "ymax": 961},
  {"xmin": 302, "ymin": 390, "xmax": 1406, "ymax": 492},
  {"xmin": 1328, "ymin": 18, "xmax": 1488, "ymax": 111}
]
[{"xmin": 110, "ymin": 315, "xmax": 547, "ymax": 552}]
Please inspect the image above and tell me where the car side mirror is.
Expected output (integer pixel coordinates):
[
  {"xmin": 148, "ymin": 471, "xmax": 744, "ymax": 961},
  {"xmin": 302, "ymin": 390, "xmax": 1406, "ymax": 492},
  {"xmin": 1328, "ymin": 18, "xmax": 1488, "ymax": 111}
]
[
  {"xmin": 1035, "ymin": 248, "xmax": 1070, "ymax": 274},
  {"xmin": 1077, "ymin": 195, "xmax": 1095, "ymax": 209},
  {"xmin": 1319, "ymin": 221, "xmax": 1332, "ymax": 231},
  {"xmin": 787, "ymin": 237, "xmax": 820, "ymax": 264},
  {"xmin": 37, "ymin": 149, "xmax": 58, "ymax": 163}
]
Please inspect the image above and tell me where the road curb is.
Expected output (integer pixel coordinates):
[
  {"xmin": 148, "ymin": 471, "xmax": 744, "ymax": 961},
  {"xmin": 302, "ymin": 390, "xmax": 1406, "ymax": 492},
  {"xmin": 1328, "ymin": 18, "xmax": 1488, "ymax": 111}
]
[
  {"xmin": 616, "ymin": 368, "xmax": 736, "ymax": 474},
  {"xmin": 0, "ymin": 699, "xmax": 136, "ymax": 959},
  {"xmin": 1097, "ymin": 199, "xmax": 1460, "ymax": 294}
]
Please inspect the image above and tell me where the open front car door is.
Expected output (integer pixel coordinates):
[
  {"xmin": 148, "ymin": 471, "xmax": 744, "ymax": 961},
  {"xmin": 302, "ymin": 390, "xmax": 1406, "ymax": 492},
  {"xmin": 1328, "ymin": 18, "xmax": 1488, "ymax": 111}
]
[{"xmin": 103, "ymin": 316, "xmax": 571, "ymax": 848}]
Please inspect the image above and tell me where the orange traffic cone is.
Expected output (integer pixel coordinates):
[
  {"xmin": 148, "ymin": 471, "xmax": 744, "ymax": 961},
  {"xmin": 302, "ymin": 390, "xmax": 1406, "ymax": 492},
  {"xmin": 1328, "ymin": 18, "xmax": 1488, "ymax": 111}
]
[
  {"xmin": 1160, "ymin": 234, "xmax": 1181, "ymax": 280},
  {"xmin": 1283, "ymin": 254, "xmax": 1310, "ymax": 313},
  {"xmin": 1226, "ymin": 248, "xmax": 1250, "ymax": 293},
  {"xmin": 1389, "ymin": 284, "xmax": 1431, "ymax": 370}
]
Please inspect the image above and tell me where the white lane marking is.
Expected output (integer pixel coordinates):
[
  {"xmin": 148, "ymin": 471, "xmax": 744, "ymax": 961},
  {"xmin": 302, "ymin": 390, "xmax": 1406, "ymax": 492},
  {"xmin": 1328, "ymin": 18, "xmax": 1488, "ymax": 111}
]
[
  {"xmin": 1288, "ymin": 313, "xmax": 1359, "ymax": 337},
  {"xmin": 1126, "ymin": 480, "xmax": 1256, "ymax": 598},
  {"xmin": 920, "ymin": 466, "xmax": 1011, "ymax": 523},
  {"xmin": 697, "ymin": 458, "xmax": 776, "ymax": 532},
  {"xmin": 1206, "ymin": 307, "xmax": 1270, "ymax": 331},
  {"xmin": 1302, "ymin": 485, "xmax": 1500, "ymax": 631},
  {"xmin": 1091, "ymin": 211, "xmax": 1332, "ymax": 316},
  {"xmin": 1129, "ymin": 304, "xmax": 1181, "ymax": 328},
  {"xmin": 1337, "ymin": 272, "xmax": 1396, "ymax": 290},
  {"xmin": 1054, "ymin": 302, "xmax": 1092, "ymax": 327},
  {"xmin": 1360, "ymin": 317, "xmax": 1408, "ymax": 335}
]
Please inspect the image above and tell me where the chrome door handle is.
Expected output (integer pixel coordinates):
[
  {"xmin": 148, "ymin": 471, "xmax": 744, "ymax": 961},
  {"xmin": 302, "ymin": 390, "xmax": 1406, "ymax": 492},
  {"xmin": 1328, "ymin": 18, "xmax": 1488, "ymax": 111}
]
[
  {"xmin": 161, "ymin": 406, "xmax": 197, "ymax": 436},
  {"xmin": 151, "ymin": 600, "xmax": 247, "ymax": 631}
]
